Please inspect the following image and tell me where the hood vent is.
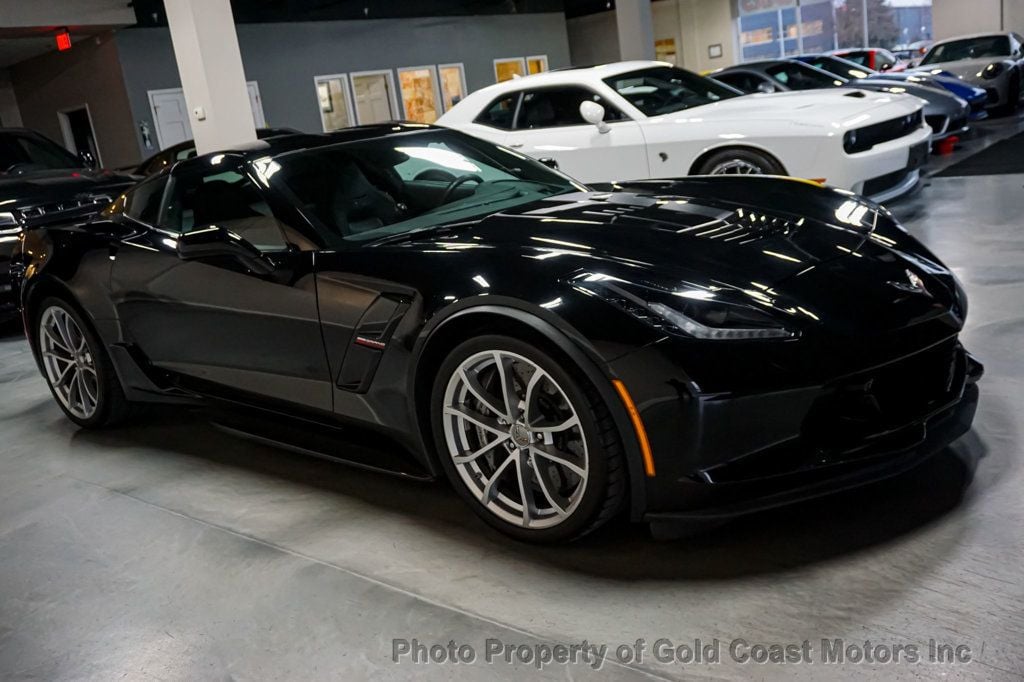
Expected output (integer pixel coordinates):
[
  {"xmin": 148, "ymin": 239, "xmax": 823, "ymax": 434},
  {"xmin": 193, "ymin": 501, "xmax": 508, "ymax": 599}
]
[
  {"xmin": 673, "ymin": 207, "xmax": 802, "ymax": 245},
  {"xmin": 844, "ymin": 91, "xmax": 867, "ymax": 98}
]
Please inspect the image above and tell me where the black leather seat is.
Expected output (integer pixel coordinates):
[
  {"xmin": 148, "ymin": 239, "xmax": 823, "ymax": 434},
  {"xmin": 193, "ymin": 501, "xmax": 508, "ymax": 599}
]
[{"xmin": 329, "ymin": 162, "xmax": 400, "ymax": 236}]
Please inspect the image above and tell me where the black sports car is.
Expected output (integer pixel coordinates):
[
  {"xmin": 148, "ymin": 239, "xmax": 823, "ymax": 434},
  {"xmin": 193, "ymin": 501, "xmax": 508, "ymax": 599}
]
[
  {"xmin": 0, "ymin": 128, "xmax": 138, "ymax": 319},
  {"xmin": 132, "ymin": 127, "xmax": 300, "ymax": 176},
  {"xmin": 12, "ymin": 125, "xmax": 982, "ymax": 542}
]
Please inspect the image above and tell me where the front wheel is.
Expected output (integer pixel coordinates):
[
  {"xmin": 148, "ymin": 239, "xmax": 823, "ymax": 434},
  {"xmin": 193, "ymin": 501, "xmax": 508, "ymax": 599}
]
[
  {"xmin": 696, "ymin": 148, "xmax": 785, "ymax": 176},
  {"xmin": 34, "ymin": 297, "xmax": 130, "ymax": 428},
  {"xmin": 431, "ymin": 335, "xmax": 626, "ymax": 543}
]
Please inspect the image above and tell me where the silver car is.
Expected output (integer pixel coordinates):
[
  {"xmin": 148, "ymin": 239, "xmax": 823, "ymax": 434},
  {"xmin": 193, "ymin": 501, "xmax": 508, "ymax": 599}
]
[
  {"xmin": 912, "ymin": 32, "xmax": 1024, "ymax": 112},
  {"xmin": 711, "ymin": 60, "xmax": 970, "ymax": 142}
]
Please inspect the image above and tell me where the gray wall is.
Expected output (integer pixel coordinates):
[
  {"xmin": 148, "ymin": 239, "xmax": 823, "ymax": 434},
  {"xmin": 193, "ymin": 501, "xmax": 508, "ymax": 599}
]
[
  {"xmin": 117, "ymin": 13, "xmax": 571, "ymax": 158},
  {"xmin": 10, "ymin": 31, "xmax": 139, "ymax": 168}
]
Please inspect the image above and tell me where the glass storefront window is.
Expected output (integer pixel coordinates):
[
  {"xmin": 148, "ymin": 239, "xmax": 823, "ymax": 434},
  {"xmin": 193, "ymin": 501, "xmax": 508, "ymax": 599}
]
[
  {"xmin": 397, "ymin": 66, "xmax": 441, "ymax": 124},
  {"xmin": 738, "ymin": 0, "xmax": 837, "ymax": 61}
]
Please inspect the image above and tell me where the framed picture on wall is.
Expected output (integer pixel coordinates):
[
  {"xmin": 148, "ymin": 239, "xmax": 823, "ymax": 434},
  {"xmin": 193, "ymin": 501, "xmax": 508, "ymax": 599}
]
[
  {"xmin": 708, "ymin": 43, "xmax": 724, "ymax": 59},
  {"xmin": 317, "ymin": 82, "xmax": 333, "ymax": 113}
]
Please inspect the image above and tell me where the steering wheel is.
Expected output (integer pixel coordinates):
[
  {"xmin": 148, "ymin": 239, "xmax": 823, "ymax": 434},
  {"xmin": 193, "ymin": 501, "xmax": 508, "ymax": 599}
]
[
  {"xmin": 439, "ymin": 174, "xmax": 484, "ymax": 206},
  {"xmin": 413, "ymin": 168, "xmax": 456, "ymax": 182}
]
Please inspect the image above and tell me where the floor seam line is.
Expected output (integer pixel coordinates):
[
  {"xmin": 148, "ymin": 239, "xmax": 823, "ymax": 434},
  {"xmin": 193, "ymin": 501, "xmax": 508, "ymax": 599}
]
[{"xmin": 65, "ymin": 473, "xmax": 674, "ymax": 681}]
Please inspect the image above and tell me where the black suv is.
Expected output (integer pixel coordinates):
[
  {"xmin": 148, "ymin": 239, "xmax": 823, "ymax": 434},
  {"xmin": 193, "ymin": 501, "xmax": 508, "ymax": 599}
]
[{"xmin": 0, "ymin": 128, "xmax": 138, "ymax": 320}]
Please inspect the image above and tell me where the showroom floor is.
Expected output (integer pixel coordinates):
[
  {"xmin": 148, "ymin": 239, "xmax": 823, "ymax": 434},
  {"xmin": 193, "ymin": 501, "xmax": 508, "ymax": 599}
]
[{"xmin": 2, "ymin": 116, "xmax": 1024, "ymax": 681}]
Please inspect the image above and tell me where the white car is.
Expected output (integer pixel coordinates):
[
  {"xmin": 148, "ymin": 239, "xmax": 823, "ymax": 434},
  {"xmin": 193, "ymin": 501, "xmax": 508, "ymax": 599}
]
[{"xmin": 437, "ymin": 61, "xmax": 931, "ymax": 203}]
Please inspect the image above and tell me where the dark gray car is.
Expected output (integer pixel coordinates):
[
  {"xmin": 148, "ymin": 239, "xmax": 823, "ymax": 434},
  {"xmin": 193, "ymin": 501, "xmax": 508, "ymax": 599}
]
[{"xmin": 711, "ymin": 59, "xmax": 970, "ymax": 142}]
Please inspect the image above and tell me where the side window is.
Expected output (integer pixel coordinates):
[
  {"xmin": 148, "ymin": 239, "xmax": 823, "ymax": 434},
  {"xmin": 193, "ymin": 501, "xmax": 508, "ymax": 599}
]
[
  {"xmin": 713, "ymin": 72, "xmax": 762, "ymax": 93},
  {"xmin": 475, "ymin": 93, "xmax": 520, "ymax": 129},
  {"xmin": 124, "ymin": 176, "xmax": 168, "ymax": 225},
  {"xmin": 517, "ymin": 87, "xmax": 624, "ymax": 129},
  {"xmin": 162, "ymin": 166, "xmax": 289, "ymax": 251}
]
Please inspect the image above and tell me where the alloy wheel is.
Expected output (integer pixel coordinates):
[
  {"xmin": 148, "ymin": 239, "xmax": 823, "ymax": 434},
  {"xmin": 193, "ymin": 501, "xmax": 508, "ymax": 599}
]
[
  {"xmin": 709, "ymin": 158, "xmax": 765, "ymax": 175},
  {"xmin": 441, "ymin": 350, "xmax": 589, "ymax": 529},
  {"xmin": 38, "ymin": 306, "xmax": 99, "ymax": 420}
]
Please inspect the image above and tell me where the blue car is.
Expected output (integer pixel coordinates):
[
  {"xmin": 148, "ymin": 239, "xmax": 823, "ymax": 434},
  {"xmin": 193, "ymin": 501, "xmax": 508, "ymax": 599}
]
[{"xmin": 797, "ymin": 54, "xmax": 989, "ymax": 121}]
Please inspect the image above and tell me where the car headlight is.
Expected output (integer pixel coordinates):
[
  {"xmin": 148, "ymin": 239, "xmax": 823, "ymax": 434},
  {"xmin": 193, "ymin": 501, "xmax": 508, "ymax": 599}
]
[
  {"xmin": 573, "ymin": 273, "xmax": 798, "ymax": 341},
  {"xmin": 979, "ymin": 63, "xmax": 1005, "ymax": 80}
]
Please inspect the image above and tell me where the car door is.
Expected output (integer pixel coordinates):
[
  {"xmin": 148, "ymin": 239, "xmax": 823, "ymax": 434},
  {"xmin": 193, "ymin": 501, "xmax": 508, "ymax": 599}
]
[
  {"xmin": 109, "ymin": 159, "xmax": 334, "ymax": 411},
  {"xmin": 501, "ymin": 86, "xmax": 648, "ymax": 183}
]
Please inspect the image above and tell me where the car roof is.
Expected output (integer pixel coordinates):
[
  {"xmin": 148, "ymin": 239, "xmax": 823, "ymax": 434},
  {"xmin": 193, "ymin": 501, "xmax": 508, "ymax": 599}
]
[
  {"xmin": 170, "ymin": 123, "xmax": 442, "ymax": 172},
  {"xmin": 932, "ymin": 31, "xmax": 1014, "ymax": 44}
]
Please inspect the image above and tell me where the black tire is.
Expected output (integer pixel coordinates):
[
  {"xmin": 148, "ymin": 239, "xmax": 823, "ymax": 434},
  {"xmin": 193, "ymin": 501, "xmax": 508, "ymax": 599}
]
[
  {"xmin": 696, "ymin": 148, "xmax": 785, "ymax": 176},
  {"xmin": 430, "ymin": 334, "xmax": 627, "ymax": 543},
  {"xmin": 32, "ymin": 296, "xmax": 131, "ymax": 428}
]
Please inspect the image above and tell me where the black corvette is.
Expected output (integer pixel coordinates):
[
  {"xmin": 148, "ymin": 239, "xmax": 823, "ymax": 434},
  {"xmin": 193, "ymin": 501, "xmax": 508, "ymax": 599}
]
[{"xmin": 12, "ymin": 125, "xmax": 981, "ymax": 542}]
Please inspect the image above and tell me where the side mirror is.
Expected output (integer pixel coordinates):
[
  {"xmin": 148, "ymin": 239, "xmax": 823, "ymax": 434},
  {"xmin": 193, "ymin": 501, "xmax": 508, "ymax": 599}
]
[
  {"xmin": 177, "ymin": 226, "xmax": 275, "ymax": 275},
  {"xmin": 579, "ymin": 100, "xmax": 610, "ymax": 133},
  {"xmin": 538, "ymin": 157, "xmax": 559, "ymax": 170},
  {"xmin": 756, "ymin": 81, "xmax": 776, "ymax": 94},
  {"xmin": 880, "ymin": 63, "xmax": 893, "ymax": 71},
  {"xmin": 78, "ymin": 150, "xmax": 97, "ymax": 169}
]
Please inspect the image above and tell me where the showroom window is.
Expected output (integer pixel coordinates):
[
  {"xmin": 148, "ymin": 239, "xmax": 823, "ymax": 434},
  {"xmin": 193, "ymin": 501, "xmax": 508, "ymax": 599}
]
[
  {"xmin": 438, "ymin": 63, "xmax": 467, "ymax": 111},
  {"xmin": 397, "ymin": 66, "xmax": 442, "ymax": 124},
  {"xmin": 314, "ymin": 74, "xmax": 355, "ymax": 132},
  {"xmin": 737, "ymin": 0, "xmax": 836, "ymax": 61},
  {"xmin": 350, "ymin": 70, "xmax": 399, "ymax": 125},
  {"xmin": 518, "ymin": 88, "xmax": 624, "ymax": 129},
  {"xmin": 494, "ymin": 58, "xmax": 526, "ymax": 83}
]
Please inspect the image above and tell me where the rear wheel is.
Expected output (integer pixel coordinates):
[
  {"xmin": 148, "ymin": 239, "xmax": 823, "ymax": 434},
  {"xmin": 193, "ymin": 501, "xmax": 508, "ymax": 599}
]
[
  {"xmin": 697, "ymin": 148, "xmax": 785, "ymax": 176},
  {"xmin": 431, "ymin": 335, "xmax": 626, "ymax": 543},
  {"xmin": 34, "ymin": 297, "xmax": 130, "ymax": 428}
]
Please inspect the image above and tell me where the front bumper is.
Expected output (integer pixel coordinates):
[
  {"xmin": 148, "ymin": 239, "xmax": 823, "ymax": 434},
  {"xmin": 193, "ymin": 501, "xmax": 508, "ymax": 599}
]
[
  {"xmin": 831, "ymin": 125, "xmax": 931, "ymax": 203},
  {"xmin": 612, "ymin": 338, "xmax": 982, "ymax": 521}
]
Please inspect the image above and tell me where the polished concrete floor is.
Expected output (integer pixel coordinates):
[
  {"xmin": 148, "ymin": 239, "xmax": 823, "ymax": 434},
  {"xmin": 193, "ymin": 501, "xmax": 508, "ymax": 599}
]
[{"xmin": 2, "ymin": 120, "xmax": 1024, "ymax": 681}]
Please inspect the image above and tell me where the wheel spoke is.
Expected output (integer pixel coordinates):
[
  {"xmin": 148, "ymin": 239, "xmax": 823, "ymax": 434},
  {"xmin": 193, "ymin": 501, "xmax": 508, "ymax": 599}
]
[
  {"xmin": 452, "ymin": 434, "xmax": 510, "ymax": 464},
  {"xmin": 481, "ymin": 453, "xmax": 515, "ymax": 503},
  {"xmin": 529, "ymin": 443, "xmax": 586, "ymax": 478},
  {"xmin": 444, "ymin": 405, "xmax": 508, "ymax": 437},
  {"xmin": 79, "ymin": 373, "xmax": 98, "ymax": 408},
  {"xmin": 529, "ymin": 456, "xmax": 568, "ymax": 516},
  {"xmin": 492, "ymin": 352, "xmax": 519, "ymax": 421},
  {"xmin": 528, "ymin": 415, "xmax": 579, "ymax": 435},
  {"xmin": 522, "ymin": 369, "xmax": 544, "ymax": 424},
  {"xmin": 460, "ymin": 369, "xmax": 509, "ymax": 420},
  {"xmin": 515, "ymin": 455, "xmax": 535, "ymax": 526},
  {"xmin": 43, "ymin": 324, "xmax": 71, "ymax": 353},
  {"xmin": 55, "ymin": 312, "xmax": 76, "ymax": 350}
]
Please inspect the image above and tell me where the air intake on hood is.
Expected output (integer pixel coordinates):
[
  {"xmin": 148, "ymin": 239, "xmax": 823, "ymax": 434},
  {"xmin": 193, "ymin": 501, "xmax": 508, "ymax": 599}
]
[
  {"xmin": 674, "ymin": 207, "xmax": 801, "ymax": 244},
  {"xmin": 844, "ymin": 91, "xmax": 867, "ymax": 98}
]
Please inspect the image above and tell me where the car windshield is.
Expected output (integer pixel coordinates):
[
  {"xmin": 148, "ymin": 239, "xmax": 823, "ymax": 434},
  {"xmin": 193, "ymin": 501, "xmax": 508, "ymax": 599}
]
[
  {"xmin": 602, "ymin": 66, "xmax": 738, "ymax": 116},
  {"xmin": 806, "ymin": 56, "xmax": 874, "ymax": 80},
  {"xmin": 268, "ymin": 129, "xmax": 584, "ymax": 245},
  {"xmin": 922, "ymin": 36, "xmax": 1011, "ymax": 64},
  {"xmin": 0, "ymin": 132, "xmax": 82, "ymax": 174},
  {"xmin": 766, "ymin": 62, "xmax": 845, "ymax": 90}
]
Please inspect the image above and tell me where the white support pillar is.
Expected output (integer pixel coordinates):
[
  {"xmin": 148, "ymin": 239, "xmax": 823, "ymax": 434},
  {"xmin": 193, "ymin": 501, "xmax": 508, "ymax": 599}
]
[
  {"xmin": 615, "ymin": 0, "xmax": 656, "ymax": 61},
  {"xmin": 163, "ymin": 0, "xmax": 256, "ymax": 155}
]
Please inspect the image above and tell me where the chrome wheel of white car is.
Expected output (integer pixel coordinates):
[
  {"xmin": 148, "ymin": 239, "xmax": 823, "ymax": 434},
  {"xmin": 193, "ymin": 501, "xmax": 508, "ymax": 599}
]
[
  {"xmin": 39, "ymin": 305, "xmax": 99, "ymax": 420},
  {"xmin": 441, "ymin": 349, "xmax": 589, "ymax": 530},
  {"xmin": 709, "ymin": 158, "xmax": 765, "ymax": 175}
]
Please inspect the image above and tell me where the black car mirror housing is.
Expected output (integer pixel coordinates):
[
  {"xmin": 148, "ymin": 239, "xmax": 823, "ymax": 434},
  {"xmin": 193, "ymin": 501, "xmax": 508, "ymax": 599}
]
[{"xmin": 176, "ymin": 226, "xmax": 275, "ymax": 275}]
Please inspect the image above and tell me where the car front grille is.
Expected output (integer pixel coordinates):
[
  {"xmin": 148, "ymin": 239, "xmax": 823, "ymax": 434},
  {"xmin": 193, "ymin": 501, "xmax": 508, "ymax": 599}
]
[
  {"xmin": 802, "ymin": 339, "xmax": 963, "ymax": 452},
  {"xmin": 845, "ymin": 110, "xmax": 923, "ymax": 153}
]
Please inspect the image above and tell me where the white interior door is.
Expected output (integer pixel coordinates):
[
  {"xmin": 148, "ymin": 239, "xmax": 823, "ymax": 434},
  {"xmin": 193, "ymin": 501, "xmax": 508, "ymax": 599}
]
[
  {"xmin": 148, "ymin": 81, "xmax": 267, "ymax": 150},
  {"xmin": 149, "ymin": 89, "xmax": 193, "ymax": 150},
  {"xmin": 352, "ymin": 72, "xmax": 396, "ymax": 124}
]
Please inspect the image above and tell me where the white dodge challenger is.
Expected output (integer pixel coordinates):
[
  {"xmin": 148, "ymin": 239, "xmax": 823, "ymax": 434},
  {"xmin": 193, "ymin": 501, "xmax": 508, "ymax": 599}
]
[{"xmin": 437, "ymin": 61, "xmax": 931, "ymax": 203}]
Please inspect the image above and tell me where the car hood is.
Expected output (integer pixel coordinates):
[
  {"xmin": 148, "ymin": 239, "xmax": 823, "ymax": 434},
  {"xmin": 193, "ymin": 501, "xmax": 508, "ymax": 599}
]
[
  {"xmin": 430, "ymin": 180, "xmax": 959, "ymax": 336},
  {"xmin": 913, "ymin": 58, "xmax": 1008, "ymax": 80},
  {"xmin": 852, "ymin": 79, "xmax": 967, "ymax": 113},
  {"xmin": 0, "ymin": 168, "xmax": 138, "ymax": 209},
  {"xmin": 652, "ymin": 88, "xmax": 924, "ymax": 128}
]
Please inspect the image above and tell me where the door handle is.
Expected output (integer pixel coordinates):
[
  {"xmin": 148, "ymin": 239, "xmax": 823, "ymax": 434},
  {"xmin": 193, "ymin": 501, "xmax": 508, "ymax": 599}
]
[{"xmin": 508, "ymin": 142, "xmax": 524, "ymax": 148}]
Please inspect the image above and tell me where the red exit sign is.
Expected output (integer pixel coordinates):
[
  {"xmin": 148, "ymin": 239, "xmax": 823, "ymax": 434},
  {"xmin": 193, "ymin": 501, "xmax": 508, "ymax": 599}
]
[{"xmin": 56, "ymin": 29, "xmax": 71, "ymax": 52}]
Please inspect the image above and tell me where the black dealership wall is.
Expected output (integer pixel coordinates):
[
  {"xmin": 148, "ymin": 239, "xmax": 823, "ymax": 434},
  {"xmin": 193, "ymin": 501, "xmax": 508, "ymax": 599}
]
[{"xmin": 115, "ymin": 14, "xmax": 572, "ymax": 158}]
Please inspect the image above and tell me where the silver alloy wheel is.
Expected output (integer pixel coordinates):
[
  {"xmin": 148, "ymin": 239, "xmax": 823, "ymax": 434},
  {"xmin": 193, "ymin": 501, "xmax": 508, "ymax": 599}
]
[
  {"xmin": 709, "ymin": 158, "xmax": 765, "ymax": 175},
  {"xmin": 442, "ymin": 350, "xmax": 589, "ymax": 529},
  {"xmin": 38, "ymin": 306, "xmax": 99, "ymax": 420}
]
